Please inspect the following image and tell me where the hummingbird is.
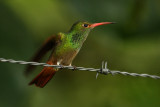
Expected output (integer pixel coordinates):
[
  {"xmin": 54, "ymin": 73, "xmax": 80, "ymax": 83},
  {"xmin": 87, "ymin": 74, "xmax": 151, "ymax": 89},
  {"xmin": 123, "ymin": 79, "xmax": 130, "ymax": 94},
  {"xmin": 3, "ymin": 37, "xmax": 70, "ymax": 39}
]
[{"xmin": 25, "ymin": 21, "xmax": 114, "ymax": 88}]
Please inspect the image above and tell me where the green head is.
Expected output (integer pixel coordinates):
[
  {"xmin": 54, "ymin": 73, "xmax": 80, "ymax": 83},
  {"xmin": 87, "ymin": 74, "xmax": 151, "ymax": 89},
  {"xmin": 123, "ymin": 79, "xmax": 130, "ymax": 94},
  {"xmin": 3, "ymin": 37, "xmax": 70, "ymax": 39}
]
[
  {"xmin": 68, "ymin": 21, "xmax": 114, "ymax": 46},
  {"xmin": 69, "ymin": 21, "xmax": 114, "ymax": 33}
]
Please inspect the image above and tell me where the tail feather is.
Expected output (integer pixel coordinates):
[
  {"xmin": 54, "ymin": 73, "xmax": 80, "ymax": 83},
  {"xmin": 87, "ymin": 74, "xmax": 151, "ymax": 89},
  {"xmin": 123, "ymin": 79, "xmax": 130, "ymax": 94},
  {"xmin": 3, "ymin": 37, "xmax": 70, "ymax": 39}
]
[{"xmin": 29, "ymin": 66, "xmax": 57, "ymax": 88}]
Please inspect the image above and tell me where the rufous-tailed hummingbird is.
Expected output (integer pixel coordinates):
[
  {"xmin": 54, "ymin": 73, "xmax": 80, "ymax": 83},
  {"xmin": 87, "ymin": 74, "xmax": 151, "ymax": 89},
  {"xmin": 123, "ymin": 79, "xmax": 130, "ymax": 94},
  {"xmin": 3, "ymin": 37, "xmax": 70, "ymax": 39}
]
[{"xmin": 26, "ymin": 21, "xmax": 114, "ymax": 88}]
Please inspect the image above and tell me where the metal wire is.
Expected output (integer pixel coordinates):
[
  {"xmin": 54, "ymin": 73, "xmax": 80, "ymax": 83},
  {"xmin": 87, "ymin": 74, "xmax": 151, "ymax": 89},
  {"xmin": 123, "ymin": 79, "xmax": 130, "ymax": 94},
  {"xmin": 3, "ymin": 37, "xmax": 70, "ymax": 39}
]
[{"xmin": 0, "ymin": 57, "xmax": 160, "ymax": 79}]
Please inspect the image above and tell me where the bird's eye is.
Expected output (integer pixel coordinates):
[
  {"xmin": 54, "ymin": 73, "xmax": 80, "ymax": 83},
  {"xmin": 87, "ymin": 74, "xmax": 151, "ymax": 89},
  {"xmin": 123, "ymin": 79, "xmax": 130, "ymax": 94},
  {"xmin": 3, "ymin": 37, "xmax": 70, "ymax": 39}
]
[{"xmin": 83, "ymin": 24, "xmax": 89, "ymax": 27}]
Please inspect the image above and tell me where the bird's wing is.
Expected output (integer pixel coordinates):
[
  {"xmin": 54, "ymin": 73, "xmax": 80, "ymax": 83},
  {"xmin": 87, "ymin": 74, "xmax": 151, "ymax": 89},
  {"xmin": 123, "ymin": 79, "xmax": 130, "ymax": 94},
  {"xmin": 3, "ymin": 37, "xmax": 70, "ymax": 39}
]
[{"xmin": 25, "ymin": 34, "xmax": 62, "ymax": 75}]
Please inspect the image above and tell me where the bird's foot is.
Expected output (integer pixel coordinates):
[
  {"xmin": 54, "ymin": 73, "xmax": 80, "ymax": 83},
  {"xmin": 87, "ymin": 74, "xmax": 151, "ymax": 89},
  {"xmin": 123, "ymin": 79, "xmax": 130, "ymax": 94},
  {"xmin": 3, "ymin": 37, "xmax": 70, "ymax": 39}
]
[
  {"xmin": 59, "ymin": 64, "xmax": 64, "ymax": 69},
  {"xmin": 70, "ymin": 65, "xmax": 77, "ymax": 71}
]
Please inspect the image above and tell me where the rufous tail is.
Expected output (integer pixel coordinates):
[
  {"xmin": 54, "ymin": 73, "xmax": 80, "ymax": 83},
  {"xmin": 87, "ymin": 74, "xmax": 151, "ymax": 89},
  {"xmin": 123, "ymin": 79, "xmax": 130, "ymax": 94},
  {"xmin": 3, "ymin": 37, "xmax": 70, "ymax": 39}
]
[{"xmin": 29, "ymin": 62, "xmax": 57, "ymax": 88}]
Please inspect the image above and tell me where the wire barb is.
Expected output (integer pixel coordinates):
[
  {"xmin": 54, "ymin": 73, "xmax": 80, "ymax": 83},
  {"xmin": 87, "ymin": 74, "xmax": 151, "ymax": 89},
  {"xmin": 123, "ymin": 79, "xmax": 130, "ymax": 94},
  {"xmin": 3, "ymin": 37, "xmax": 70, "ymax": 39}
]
[
  {"xmin": 96, "ymin": 61, "xmax": 110, "ymax": 79},
  {"xmin": 0, "ymin": 57, "xmax": 160, "ymax": 79}
]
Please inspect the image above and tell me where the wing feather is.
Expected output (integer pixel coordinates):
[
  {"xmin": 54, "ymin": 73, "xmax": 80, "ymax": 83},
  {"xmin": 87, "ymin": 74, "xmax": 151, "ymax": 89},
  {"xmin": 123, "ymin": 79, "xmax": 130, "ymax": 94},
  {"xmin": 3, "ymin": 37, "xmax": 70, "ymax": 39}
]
[{"xmin": 25, "ymin": 35, "xmax": 61, "ymax": 75}]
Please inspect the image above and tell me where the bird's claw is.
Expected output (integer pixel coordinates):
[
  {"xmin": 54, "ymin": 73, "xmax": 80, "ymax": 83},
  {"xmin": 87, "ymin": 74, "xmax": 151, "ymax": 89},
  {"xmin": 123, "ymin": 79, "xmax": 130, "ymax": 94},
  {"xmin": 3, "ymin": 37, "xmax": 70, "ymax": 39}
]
[
  {"xmin": 72, "ymin": 65, "xmax": 77, "ymax": 71},
  {"xmin": 60, "ymin": 64, "xmax": 64, "ymax": 69}
]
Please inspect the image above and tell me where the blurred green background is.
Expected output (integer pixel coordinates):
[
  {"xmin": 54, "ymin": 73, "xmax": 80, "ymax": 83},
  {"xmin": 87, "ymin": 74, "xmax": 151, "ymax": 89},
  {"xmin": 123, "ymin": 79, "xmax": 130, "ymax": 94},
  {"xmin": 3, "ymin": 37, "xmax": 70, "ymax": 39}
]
[{"xmin": 0, "ymin": 0, "xmax": 160, "ymax": 107}]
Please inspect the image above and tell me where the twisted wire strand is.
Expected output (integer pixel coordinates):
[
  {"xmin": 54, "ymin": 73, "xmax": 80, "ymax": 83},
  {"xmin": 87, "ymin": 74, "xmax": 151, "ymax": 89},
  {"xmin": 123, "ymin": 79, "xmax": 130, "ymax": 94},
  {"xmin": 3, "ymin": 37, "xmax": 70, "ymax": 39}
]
[{"xmin": 0, "ymin": 58, "xmax": 160, "ymax": 79}]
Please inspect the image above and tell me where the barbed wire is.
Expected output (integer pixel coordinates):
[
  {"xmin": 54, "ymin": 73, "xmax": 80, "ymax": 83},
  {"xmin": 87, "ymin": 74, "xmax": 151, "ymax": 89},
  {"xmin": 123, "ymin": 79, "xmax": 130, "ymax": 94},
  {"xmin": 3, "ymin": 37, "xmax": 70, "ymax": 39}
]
[{"xmin": 0, "ymin": 57, "xmax": 160, "ymax": 79}]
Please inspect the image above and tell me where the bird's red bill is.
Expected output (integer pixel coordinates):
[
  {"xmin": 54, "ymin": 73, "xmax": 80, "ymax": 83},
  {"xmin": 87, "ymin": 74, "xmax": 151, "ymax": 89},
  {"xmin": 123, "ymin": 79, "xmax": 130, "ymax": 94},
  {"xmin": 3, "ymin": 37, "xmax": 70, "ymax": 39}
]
[{"xmin": 90, "ymin": 22, "xmax": 114, "ymax": 28}]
